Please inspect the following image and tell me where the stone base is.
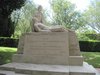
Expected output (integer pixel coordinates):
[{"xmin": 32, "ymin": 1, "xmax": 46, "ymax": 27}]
[
  {"xmin": 12, "ymin": 54, "xmax": 23, "ymax": 63},
  {"xmin": 69, "ymin": 62, "xmax": 97, "ymax": 75},
  {"xmin": 0, "ymin": 62, "xmax": 99, "ymax": 75},
  {"xmin": 12, "ymin": 54, "xmax": 84, "ymax": 66},
  {"xmin": 69, "ymin": 56, "xmax": 83, "ymax": 66},
  {"xmin": 0, "ymin": 70, "xmax": 28, "ymax": 75}
]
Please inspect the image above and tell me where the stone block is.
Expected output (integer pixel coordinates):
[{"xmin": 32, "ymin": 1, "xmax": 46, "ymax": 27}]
[
  {"xmin": 22, "ymin": 32, "xmax": 69, "ymax": 65},
  {"xmin": 69, "ymin": 56, "xmax": 83, "ymax": 66},
  {"xmin": 0, "ymin": 70, "xmax": 28, "ymax": 75},
  {"xmin": 12, "ymin": 54, "xmax": 23, "ymax": 63},
  {"xmin": 69, "ymin": 62, "xmax": 96, "ymax": 75},
  {"xmin": 0, "ymin": 32, "xmax": 99, "ymax": 75},
  {"xmin": 0, "ymin": 63, "xmax": 15, "ymax": 71},
  {"xmin": 68, "ymin": 30, "xmax": 81, "ymax": 56},
  {"xmin": 0, "ymin": 62, "xmax": 99, "ymax": 75},
  {"xmin": 0, "ymin": 63, "xmax": 69, "ymax": 75},
  {"xmin": 0, "ymin": 70, "xmax": 15, "ymax": 75}
]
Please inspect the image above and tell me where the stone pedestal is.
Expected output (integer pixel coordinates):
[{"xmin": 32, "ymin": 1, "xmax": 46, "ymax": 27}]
[
  {"xmin": 0, "ymin": 32, "xmax": 99, "ymax": 75},
  {"xmin": 22, "ymin": 32, "xmax": 69, "ymax": 65}
]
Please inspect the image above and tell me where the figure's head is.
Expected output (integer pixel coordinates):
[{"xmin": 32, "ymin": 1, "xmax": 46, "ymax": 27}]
[{"xmin": 38, "ymin": 5, "xmax": 43, "ymax": 12}]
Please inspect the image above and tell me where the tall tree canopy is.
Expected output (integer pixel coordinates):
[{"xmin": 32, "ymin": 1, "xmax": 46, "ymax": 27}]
[
  {"xmin": 50, "ymin": 0, "xmax": 85, "ymax": 30},
  {"xmin": 84, "ymin": 0, "xmax": 100, "ymax": 33},
  {"xmin": 0, "ymin": 0, "xmax": 26, "ymax": 37}
]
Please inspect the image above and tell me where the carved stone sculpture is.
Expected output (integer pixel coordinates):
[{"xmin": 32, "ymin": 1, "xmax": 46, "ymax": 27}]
[{"xmin": 31, "ymin": 5, "xmax": 66, "ymax": 32}]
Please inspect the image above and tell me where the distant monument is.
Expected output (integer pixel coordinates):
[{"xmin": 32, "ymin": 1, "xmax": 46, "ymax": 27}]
[{"xmin": 0, "ymin": 5, "xmax": 99, "ymax": 75}]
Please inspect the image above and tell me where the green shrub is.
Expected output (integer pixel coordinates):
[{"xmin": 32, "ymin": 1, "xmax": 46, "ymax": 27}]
[
  {"xmin": 79, "ymin": 41, "xmax": 100, "ymax": 52},
  {"xmin": 0, "ymin": 37, "xmax": 18, "ymax": 47}
]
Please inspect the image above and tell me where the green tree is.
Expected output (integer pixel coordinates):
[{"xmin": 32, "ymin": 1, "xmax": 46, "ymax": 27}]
[
  {"xmin": 0, "ymin": 0, "xmax": 26, "ymax": 37},
  {"xmin": 84, "ymin": 0, "xmax": 100, "ymax": 33},
  {"xmin": 50, "ymin": 0, "xmax": 85, "ymax": 30},
  {"xmin": 11, "ymin": 0, "xmax": 36, "ymax": 38},
  {"xmin": 76, "ymin": 26, "xmax": 96, "ymax": 41}
]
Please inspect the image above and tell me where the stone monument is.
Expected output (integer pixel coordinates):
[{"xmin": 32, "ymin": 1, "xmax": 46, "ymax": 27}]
[{"xmin": 0, "ymin": 5, "xmax": 99, "ymax": 75}]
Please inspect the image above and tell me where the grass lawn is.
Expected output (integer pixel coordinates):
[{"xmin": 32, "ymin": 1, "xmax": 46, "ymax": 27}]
[
  {"xmin": 0, "ymin": 47, "xmax": 17, "ymax": 65},
  {"xmin": 82, "ymin": 52, "xmax": 100, "ymax": 68},
  {"xmin": 0, "ymin": 47, "xmax": 17, "ymax": 52},
  {"xmin": 0, "ymin": 47, "xmax": 100, "ymax": 68}
]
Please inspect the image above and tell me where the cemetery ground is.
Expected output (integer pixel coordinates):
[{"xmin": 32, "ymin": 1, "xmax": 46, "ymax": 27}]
[{"xmin": 0, "ymin": 47, "xmax": 100, "ymax": 68}]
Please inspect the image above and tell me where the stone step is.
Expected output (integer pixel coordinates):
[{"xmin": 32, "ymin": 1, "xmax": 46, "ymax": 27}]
[
  {"xmin": 0, "ymin": 63, "xmax": 69, "ymax": 75},
  {"xmin": 0, "ymin": 63, "xmax": 16, "ymax": 71},
  {"xmin": 69, "ymin": 62, "xmax": 96, "ymax": 75},
  {"xmin": 0, "ymin": 70, "xmax": 28, "ymax": 75},
  {"xmin": 0, "ymin": 70, "xmax": 14, "ymax": 75},
  {"xmin": 0, "ymin": 62, "xmax": 99, "ymax": 75},
  {"xmin": 15, "ymin": 63, "xmax": 69, "ymax": 74}
]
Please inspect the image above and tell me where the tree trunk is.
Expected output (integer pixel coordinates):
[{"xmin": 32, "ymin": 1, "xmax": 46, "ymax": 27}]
[{"xmin": 0, "ymin": 16, "xmax": 14, "ymax": 37}]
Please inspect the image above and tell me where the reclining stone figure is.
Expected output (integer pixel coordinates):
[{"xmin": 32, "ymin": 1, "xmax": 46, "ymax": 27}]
[{"xmin": 31, "ymin": 5, "xmax": 66, "ymax": 32}]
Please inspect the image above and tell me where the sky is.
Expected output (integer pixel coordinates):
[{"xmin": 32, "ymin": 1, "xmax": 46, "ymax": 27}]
[
  {"xmin": 70, "ymin": 0, "xmax": 90, "ymax": 11},
  {"xmin": 32, "ymin": 0, "xmax": 91, "ymax": 21},
  {"xmin": 33, "ymin": 0, "xmax": 91, "ymax": 11}
]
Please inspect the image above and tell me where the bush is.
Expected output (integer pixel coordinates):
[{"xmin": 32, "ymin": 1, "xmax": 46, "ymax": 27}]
[
  {"xmin": 0, "ymin": 37, "xmax": 18, "ymax": 47},
  {"xmin": 85, "ymin": 34, "xmax": 100, "ymax": 40},
  {"xmin": 79, "ymin": 41, "xmax": 100, "ymax": 52}
]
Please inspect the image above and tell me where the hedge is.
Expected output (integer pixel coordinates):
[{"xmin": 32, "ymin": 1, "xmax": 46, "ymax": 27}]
[
  {"xmin": 79, "ymin": 41, "xmax": 100, "ymax": 52},
  {"xmin": 0, "ymin": 38, "xmax": 100, "ymax": 52},
  {"xmin": 0, "ymin": 38, "xmax": 18, "ymax": 48}
]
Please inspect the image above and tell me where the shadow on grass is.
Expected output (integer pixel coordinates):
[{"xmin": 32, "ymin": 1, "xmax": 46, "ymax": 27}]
[{"xmin": 0, "ymin": 52, "xmax": 16, "ymax": 65}]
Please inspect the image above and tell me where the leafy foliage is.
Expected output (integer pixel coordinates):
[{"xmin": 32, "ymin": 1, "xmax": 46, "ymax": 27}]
[
  {"xmin": 11, "ymin": 1, "xmax": 36, "ymax": 38},
  {"xmin": 76, "ymin": 26, "xmax": 97, "ymax": 41},
  {"xmin": 84, "ymin": 0, "xmax": 100, "ymax": 33},
  {"xmin": 50, "ymin": 0, "xmax": 85, "ymax": 30}
]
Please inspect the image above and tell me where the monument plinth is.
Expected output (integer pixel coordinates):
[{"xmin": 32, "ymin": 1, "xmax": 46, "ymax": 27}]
[
  {"xmin": 23, "ymin": 32, "xmax": 69, "ymax": 65},
  {"xmin": 0, "ymin": 32, "xmax": 99, "ymax": 75}
]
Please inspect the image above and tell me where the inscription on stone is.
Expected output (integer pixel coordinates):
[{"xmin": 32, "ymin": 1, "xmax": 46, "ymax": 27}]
[{"xmin": 23, "ymin": 32, "xmax": 69, "ymax": 65}]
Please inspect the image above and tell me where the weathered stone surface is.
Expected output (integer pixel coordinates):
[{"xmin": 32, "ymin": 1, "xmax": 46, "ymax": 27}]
[
  {"xmin": 22, "ymin": 32, "xmax": 69, "ymax": 65},
  {"xmin": 15, "ymin": 32, "xmax": 83, "ymax": 65},
  {"xmin": 12, "ymin": 54, "xmax": 23, "ymax": 63},
  {"xmin": 0, "ymin": 62, "xmax": 98, "ymax": 75},
  {"xmin": 69, "ymin": 56, "xmax": 83, "ymax": 66},
  {"xmin": 0, "ymin": 31, "xmax": 98, "ymax": 75},
  {"xmin": 0, "ymin": 70, "xmax": 29, "ymax": 75},
  {"xmin": 17, "ymin": 34, "xmax": 25, "ymax": 54},
  {"xmin": 69, "ymin": 62, "xmax": 97, "ymax": 75},
  {"xmin": 68, "ymin": 30, "xmax": 81, "ymax": 56}
]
